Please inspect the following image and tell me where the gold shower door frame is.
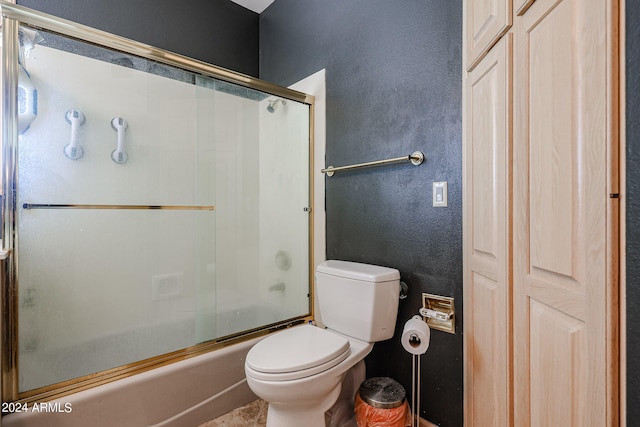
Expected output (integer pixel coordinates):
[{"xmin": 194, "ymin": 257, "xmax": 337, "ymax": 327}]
[{"xmin": 0, "ymin": 1, "xmax": 315, "ymax": 403}]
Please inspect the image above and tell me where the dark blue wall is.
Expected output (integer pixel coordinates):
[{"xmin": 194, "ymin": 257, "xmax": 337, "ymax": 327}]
[
  {"xmin": 626, "ymin": 0, "xmax": 639, "ymax": 424},
  {"xmin": 260, "ymin": 2, "xmax": 463, "ymax": 425},
  {"xmin": 16, "ymin": 0, "xmax": 259, "ymax": 77}
]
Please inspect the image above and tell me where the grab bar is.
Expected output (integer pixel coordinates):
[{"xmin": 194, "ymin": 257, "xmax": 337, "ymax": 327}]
[
  {"xmin": 321, "ymin": 151, "xmax": 424, "ymax": 176},
  {"xmin": 22, "ymin": 203, "xmax": 215, "ymax": 211}
]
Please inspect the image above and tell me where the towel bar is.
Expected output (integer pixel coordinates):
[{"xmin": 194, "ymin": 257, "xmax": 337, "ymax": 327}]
[{"xmin": 321, "ymin": 151, "xmax": 424, "ymax": 177}]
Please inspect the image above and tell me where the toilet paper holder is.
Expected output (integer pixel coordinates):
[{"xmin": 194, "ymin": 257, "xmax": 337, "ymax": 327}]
[{"xmin": 421, "ymin": 293, "xmax": 455, "ymax": 334}]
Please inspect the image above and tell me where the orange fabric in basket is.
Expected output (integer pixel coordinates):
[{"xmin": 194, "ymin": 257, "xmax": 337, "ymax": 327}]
[{"xmin": 354, "ymin": 392, "xmax": 412, "ymax": 427}]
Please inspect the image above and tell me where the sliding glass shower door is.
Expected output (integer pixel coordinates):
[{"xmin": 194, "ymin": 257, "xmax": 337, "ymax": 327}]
[{"xmin": 1, "ymin": 9, "xmax": 313, "ymax": 401}]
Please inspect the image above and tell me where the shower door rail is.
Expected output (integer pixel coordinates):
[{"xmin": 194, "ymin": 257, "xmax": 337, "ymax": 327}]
[
  {"xmin": 0, "ymin": 3, "xmax": 314, "ymax": 103},
  {"xmin": 22, "ymin": 203, "xmax": 216, "ymax": 211}
]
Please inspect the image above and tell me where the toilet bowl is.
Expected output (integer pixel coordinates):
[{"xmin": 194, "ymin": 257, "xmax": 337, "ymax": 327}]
[
  {"xmin": 245, "ymin": 325, "xmax": 373, "ymax": 427},
  {"xmin": 244, "ymin": 260, "xmax": 401, "ymax": 427}
]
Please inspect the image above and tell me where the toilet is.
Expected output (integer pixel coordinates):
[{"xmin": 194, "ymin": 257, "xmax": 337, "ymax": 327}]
[{"xmin": 244, "ymin": 260, "xmax": 401, "ymax": 427}]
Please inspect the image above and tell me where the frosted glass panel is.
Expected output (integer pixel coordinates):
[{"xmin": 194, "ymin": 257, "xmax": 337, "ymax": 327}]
[{"xmin": 14, "ymin": 28, "xmax": 311, "ymax": 392}]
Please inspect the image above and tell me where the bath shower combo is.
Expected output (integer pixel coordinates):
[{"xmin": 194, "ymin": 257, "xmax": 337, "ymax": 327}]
[{"xmin": 0, "ymin": 3, "xmax": 315, "ymax": 425}]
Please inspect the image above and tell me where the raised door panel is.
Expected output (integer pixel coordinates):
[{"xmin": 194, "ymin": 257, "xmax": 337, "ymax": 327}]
[
  {"xmin": 469, "ymin": 272, "xmax": 508, "ymax": 426},
  {"xmin": 529, "ymin": 300, "xmax": 587, "ymax": 426},
  {"xmin": 465, "ymin": 0, "xmax": 512, "ymax": 71},
  {"xmin": 513, "ymin": 0, "xmax": 615, "ymax": 424},
  {"xmin": 514, "ymin": 0, "xmax": 536, "ymax": 15},
  {"xmin": 463, "ymin": 35, "xmax": 511, "ymax": 427}
]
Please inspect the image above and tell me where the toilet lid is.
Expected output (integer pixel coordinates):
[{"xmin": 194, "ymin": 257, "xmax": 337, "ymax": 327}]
[{"xmin": 246, "ymin": 325, "xmax": 350, "ymax": 377}]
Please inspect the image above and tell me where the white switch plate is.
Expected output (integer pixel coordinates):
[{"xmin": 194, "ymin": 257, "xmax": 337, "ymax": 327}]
[{"xmin": 433, "ymin": 181, "xmax": 448, "ymax": 207}]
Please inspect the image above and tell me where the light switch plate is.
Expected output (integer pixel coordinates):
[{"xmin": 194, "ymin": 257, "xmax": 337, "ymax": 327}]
[{"xmin": 433, "ymin": 181, "xmax": 448, "ymax": 207}]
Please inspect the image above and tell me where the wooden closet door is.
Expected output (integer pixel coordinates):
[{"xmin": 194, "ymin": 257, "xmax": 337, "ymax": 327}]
[
  {"xmin": 513, "ymin": 0, "xmax": 618, "ymax": 425},
  {"xmin": 465, "ymin": 0, "xmax": 512, "ymax": 70},
  {"xmin": 463, "ymin": 35, "xmax": 512, "ymax": 427}
]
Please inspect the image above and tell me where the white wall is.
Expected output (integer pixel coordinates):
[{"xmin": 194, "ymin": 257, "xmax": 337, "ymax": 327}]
[{"xmin": 289, "ymin": 69, "xmax": 327, "ymax": 321}]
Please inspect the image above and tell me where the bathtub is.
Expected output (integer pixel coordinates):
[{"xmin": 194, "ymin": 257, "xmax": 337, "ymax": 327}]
[{"xmin": 2, "ymin": 334, "xmax": 265, "ymax": 427}]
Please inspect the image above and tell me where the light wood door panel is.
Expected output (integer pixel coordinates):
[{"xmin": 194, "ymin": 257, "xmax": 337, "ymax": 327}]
[
  {"xmin": 463, "ymin": 35, "xmax": 512, "ymax": 427},
  {"xmin": 513, "ymin": 0, "xmax": 616, "ymax": 425},
  {"xmin": 529, "ymin": 299, "xmax": 588, "ymax": 426},
  {"xmin": 465, "ymin": 0, "xmax": 512, "ymax": 71},
  {"xmin": 514, "ymin": 0, "xmax": 536, "ymax": 15},
  {"xmin": 469, "ymin": 271, "xmax": 508, "ymax": 426}
]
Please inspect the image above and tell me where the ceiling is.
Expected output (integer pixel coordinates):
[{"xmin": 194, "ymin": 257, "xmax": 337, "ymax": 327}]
[{"xmin": 231, "ymin": 0, "xmax": 274, "ymax": 13}]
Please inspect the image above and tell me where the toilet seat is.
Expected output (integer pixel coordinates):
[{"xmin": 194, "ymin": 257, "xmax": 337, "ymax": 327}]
[{"xmin": 246, "ymin": 325, "xmax": 351, "ymax": 381}]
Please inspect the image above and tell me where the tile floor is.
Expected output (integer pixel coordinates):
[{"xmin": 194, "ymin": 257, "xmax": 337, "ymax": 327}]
[
  {"xmin": 197, "ymin": 397, "xmax": 435, "ymax": 427},
  {"xmin": 198, "ymin": 399, "xmax": 268, "ymax": 427}
]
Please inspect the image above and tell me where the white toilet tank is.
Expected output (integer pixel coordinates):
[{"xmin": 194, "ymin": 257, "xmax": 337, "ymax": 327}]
[{"xmin": 316, "ymin": 260, "xmax": 400, "ymax": 342}]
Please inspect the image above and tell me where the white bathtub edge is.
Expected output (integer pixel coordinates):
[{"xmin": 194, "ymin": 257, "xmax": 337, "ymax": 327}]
[{"xmin": 3, "ymin": 335, "xmax": 264, "ymax": 427}]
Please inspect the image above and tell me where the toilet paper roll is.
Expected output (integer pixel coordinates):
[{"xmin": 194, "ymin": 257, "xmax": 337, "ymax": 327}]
[{"xmin": 401, "ymin": 316, "xmax": 430, "ymax": 355}]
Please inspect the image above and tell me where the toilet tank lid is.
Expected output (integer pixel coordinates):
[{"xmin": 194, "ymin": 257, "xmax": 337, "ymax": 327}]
[{"xmin": 317, "ymin": 260, "xmax": 400, "ymax": 282}]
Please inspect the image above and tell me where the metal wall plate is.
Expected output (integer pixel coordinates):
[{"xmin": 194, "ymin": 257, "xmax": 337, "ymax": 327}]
[{"xmin": 421, "ymin": 293, "xmax": 455, "ymax": 334}]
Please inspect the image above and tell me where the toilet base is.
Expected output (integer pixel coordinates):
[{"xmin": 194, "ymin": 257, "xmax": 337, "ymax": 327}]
[
  {"xmin": 245, "ymin": 328, "xmax": 374, "ymax": 427},
  {"xmin": 265, "ymin": 385, "xmax": 342, "ymax": 427}
]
